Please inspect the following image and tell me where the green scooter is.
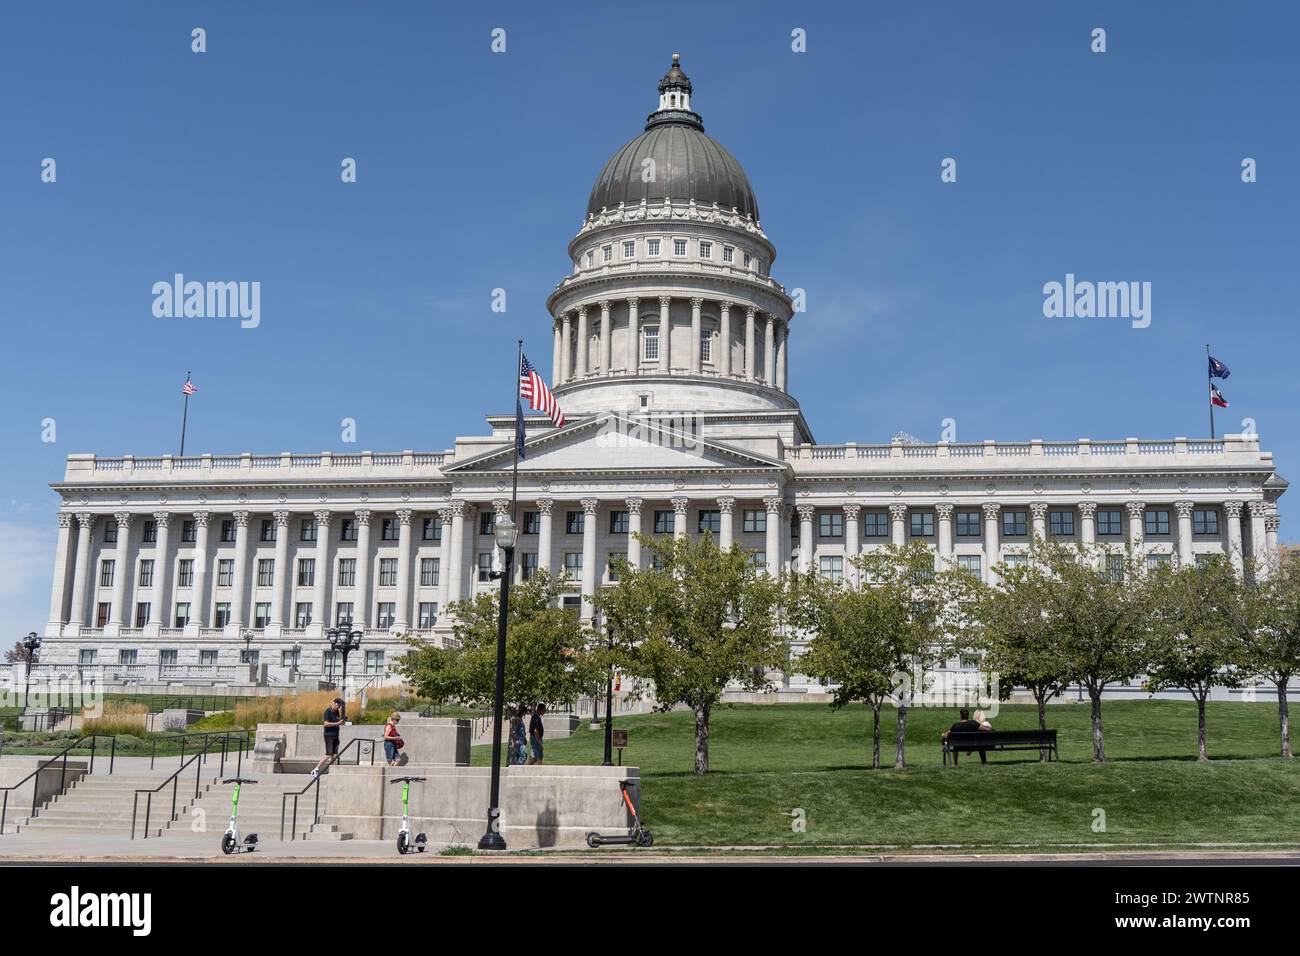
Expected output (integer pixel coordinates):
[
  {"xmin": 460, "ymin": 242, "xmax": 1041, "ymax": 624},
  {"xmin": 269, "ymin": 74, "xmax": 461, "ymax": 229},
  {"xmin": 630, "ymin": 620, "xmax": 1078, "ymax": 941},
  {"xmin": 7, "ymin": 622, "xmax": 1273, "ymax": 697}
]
[
  {"xmin": 390, "ymin": 776, "xmax": 428, "ymax": 855},
  {"xmin": 221, "ymin": 778, "xmax": 259, "ymax": 854}
]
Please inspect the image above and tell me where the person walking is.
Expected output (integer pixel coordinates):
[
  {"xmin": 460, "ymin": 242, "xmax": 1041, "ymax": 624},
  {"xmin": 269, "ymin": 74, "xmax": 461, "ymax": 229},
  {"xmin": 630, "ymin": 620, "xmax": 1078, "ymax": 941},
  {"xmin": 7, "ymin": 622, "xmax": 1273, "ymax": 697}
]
[
  {"xmin": 311, "ymin": 697, "xmax": 346, "ymax": 778},
  {"xmin": 527, "ymin": 703, "xmax": 547, "ymax": 765},
  {"xmin": 509, "ymin": 704, "xmax": 528, "ymax": 765},
  {"xmin": 382, "ymin": 712, "xmax": 404, "ymax": 766}
]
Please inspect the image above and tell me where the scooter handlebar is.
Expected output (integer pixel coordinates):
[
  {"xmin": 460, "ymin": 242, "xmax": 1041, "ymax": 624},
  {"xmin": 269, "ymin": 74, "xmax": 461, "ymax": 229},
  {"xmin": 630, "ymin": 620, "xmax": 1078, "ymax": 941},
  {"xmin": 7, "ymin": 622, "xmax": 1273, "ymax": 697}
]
[
  {"xmin": 222, "ymin": 778, "xmax": 259, "ymax": 785},
  {"xmin": 389, "ymin": 776, "xmax": 427, "ymax": 784}
]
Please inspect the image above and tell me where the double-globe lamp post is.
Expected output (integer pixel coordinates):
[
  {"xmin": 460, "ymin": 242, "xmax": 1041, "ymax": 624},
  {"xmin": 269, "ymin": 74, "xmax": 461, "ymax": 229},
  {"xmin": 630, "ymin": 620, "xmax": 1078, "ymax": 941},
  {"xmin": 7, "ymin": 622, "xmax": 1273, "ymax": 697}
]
[
  {"xmin": 22, "ymin": 631, "xmax": 41, "ymax": 711},
  {"xmin": 326, "ymin": 623, "xmax": 363, "ymax": 720},
  {"xmin": 478, "ymin": 513, "xmax": 517, "ymax": 850}
]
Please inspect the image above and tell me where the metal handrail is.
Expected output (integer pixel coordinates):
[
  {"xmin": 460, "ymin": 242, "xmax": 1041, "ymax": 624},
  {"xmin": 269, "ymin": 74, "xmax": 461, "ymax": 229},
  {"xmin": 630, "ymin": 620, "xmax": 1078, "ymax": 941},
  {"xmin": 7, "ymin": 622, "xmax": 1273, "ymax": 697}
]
[
  {"xmin": 0, "ymin": 734, "xmax": 117, "ymax": 835},
  {"xmin": 131, "ymin": 732, "xmax": 246, "ymax": 840},
  {"xmin": 148, "ymin": 730, "xmax": 253, "ymax": 769},
  {"xmin": 279, "ymin": 738, "xmax": 378, "ymax": 841}
]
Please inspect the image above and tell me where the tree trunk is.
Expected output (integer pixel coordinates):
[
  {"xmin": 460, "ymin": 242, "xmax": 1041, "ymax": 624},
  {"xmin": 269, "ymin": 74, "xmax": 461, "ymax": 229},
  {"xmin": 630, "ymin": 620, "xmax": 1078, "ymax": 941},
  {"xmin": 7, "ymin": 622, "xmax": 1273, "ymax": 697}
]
[
  {"xmin": 1035, "ymin": 690, "xmax": 1048, "ymax": 762},
  {"xmin": 1196, "ymin": 693, "xmax": 1208, "ymax": 762},
  {"xmin": 871, "ymin": 702, "xmax": 881, "ymax": 770},
  {"xmin": 894, "ymin": 699, "xmax": 908, "ymax": 770},
  {"xmin": 693, "ymin": 703, "xmax": 710, "ymax": 775},
  {"xmin": 1089, "ymin": 687, "xmax": 1106, "ymax": 763},
  {"xmin": 1279, "ymin": 681, "xmax": 1292, "ymax": 759}
]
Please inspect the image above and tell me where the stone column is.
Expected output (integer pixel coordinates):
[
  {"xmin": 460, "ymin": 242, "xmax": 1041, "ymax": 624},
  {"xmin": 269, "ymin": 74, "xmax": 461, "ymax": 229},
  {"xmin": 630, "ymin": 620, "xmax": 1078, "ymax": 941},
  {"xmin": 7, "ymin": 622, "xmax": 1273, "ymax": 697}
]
[
  {"xmin": 763, "ymin": 496, "xmax": 783, "ymax": 577},
  {"xmin": 313, "ymin": 511, "xmax": 332, "ymax": 626},
  {"xmin": 353, "ymin": 510, "xmax": 372, "ymax": 629},
  {"xmin": 149, "ymin": 513, "xmax": 172, "ymax": 626},
  {"xmin": 626, "ymin": 297, "xmax": 640, "ymax": 372},
  {"xmin": 1030, "ymin": 502, "xmax": 1048, "ymax": 545},
  {"xmin": 69, "ymin": 513, "xmax": 95, "ymax": 627},
  {"xmin": 575, "ymin": 306, "xmax": 589, "ymax": 378},
  {"xmin": 229, "ymin": 511, "xmax": 251, "ymax": 629},
  {"xmin": 672, "ymin": 496, "xmax": 689, "ymax": 540},
  {"xmin": 659, "ymin": 296, "xmax": 672, "ymax": 371},
  {"xmin": 191, "ymin": 512, "xmax": 210, "ymax": 626},
  {"xmin": 797, "ymin": 505, "xmax": 815, "ymax": 574},
  {"xmin": 1079, "ymin": 502, "xmax": 1097, "ymax": 548},
  {"xmin": 1175, "ymin": 501, "xmax": 1195, "ymax": 567},
  {"xmin": 764, "ymin": 313, "xmax": 775, "ymax": 384},
  {"xmin": 690, "ymin": 297, "xmax": 703, "ymax": 374},
  {"xmin": 48, "ymin": 513, "xmax": 75, "ymax": 627},
  {"xmin": 744, "ymin": 307, "xmax": 757, "ymax": 381},
  {"xmin": 1224, "ymin": 501, "xmax": 1245, "ymax": 574},
  {"xmin": 843, "ymin": 504, "xmax": 862, "ymax": 583},
  {"xmin": 599, "ymin": 299, "xmax": 612, "ymax": 374},
  {"xmin": 982, "ymin": 502, "xmax": 1000, "ymax": 585},
  {"xmin": 625, "ymin": 497, "xmax": 643, "ymax": 569},
  {"xmin": 447, "ymin": 501, "xmax": 467, "ymax": 603},
  {"xmin": 109, "ymin": 512, "xmax": 132, "ymax": 627},
  {"xmin": 719, "ymin": 301, "xmax": 732, "ymax": 377},
  {"xmin": 581, "ymin": 498, "xmax": 599, "ymax": 621},
  {"xmin": 560, "ymin": 312, "xmax": 572, "ymax": 382},
  {"xmin": 889, "ymin": 503, "xmax": 908, "ymax": 548},
  {"xmin": 1249, "ymin": 501, "xmax": 1271, "ymax": 578},
  {"xmin": 1266, "ymin": 511, "xmax": 1281, "ymax": 560},
  {"xmin": 934, "ymin": 503, "xmax": 953, "ymax": 565},
  {"xmin": 776, "ymin": 321, "xmax": 787, "ymax": 391},
  {"xmin": 394, "ymin": 509, "xmax": 414, "ymax": 629},
  {"xmin": 1126, "ymin": 501, "xmax": 1146, "ymax": 551},
  {"xmin": 434, "ymin": 506, "xmax": 452, "ymax": 613},
  {"xmin": 270, "ymin": 511, "xmax": 291, "ymax": 627},
  {"xmin": 536, "ymin": 499, "xmax": 554, "ymax": 574},
  {"xmin": 717, "ymin": 496, "xmax": 735, "ymax": 550},
  {"xmin": 552, "ymin": 319, "xmax": 562, "ymax": 383}
]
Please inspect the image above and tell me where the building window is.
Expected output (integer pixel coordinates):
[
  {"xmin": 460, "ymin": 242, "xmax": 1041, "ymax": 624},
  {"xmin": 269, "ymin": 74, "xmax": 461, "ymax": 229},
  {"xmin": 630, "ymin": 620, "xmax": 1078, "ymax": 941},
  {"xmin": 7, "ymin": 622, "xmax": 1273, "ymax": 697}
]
[
  {"xmin": 133, "ymin": 603, "xmax": 150, "ymax": 628},
  {"xmin": 699, "ymin": 510, "xmax": 721, "ymax": 534},
  {"xmin": 955, "ymin": 512, "xmax": 981, "ymax": 537},
  {"xmin": 743, "ymin": 252, "xmax": 753, "ymax": 269},
  {"xmin": 381, "ymin": 518, "xmax": 399, "ymax": 541},
  {"xmin": 335, "ymin": 602, "xmax": 354, "ymax": 626},
  {"xmin": 1002, "ymin": 511, "xmax": 1028, "ymax": 537},
  {"xmin": 142, "ymin": 520, "xmax": 157, "ymax": 543},
  {"xmin": 138, "ymin": 560, "xmax": 154, "ymax": 588},
  {"xmin": 699, "ymin": 241, "xmax": 712, "ymax": 259},
  {"xmin": 254, "ymin": 603, "xmax": 271, "ymax": 628},
  {"xmin": 260, "ymin": 519, "xmax": 276, "ymax": 543},
  {"xmin": 160, "ymin": 649, "xmax": 178, "ymax": 666},
  {"xmin": 337, "ymin": 558, "xmax": 356, "ymax": 587},
  {"xmin": 340, "ymin": 518, "xmax": 357, "ymax": 542},
  {"xmin": 644, "ymin": 326, "xmax": 659, "ymax": 361},
  {"xmin": 957, "ymin": 555, "xmax": 982, "ymax": 578},
  {"xmin": 423, "ymin": 516, "xmax": 442, "ymax": 541},
  {"xmin": 295, "ymin": 603, "xmax": 313, "ymax": 627},
  {"xmin": 257, "ymin": 559, "xmax": 274, "ymax": 587},
  {"xmin": 200, "ymin": 650, "xmax": 219, "ymax": 667},
  {"xmin": 819, "ymin": 513, "xmax": 844, "ymax": 538},
  {"xmin": 1193, "ymin": 510, "xmax": 1219, "ymax": 535},
  {"xmin": 819, "ymin": 555, "xmax": 844, "ymax": 582},
  {"xmin": 653, "ymin": 510, "xmax": 673, "ymax": 535},
  {"xmin": 1050, "ymin": 511, "xmax": 1076, "ymax": 536},
  {"xmin": 609, "ymin": 510, "xmax": 629, "ymax": 534},
  {"xmin": 79, "ymin": 649, "xmax": 97, "ymax": 666},
  {"xmin": 523, "ymin": 512, "xmax": 540, "ymax": 535},
  {"xmin": 420, "ymin": 557, "xmax": 439, "ymax": 587},
  {"xmin": 563, "ymin": 553, "xmax": 583, "ymax": 580},
  {"xmin": 722, "ymin": 246, "xmax": 734, "ymax": 264},
  {"xmin": 647, "ymin": 239, "xmax": 660, "ymax": 256},
  {"xmin": 622, "ymin": 240, "xmax": 635, "ymax": 258},
  {"xmin": 173, "ymin": 603, "xmax": 190, "ymax": 627},
  {"xmin": 565, "ymin": 511, "xmax": 585, "ymax": 535},
  {"xmin": 1003, "ymin": 553, "xmax": 1028, "ymax": 569},
  {"xmin": 1105, "ymin": 555, "xmax": 1125, "ymax": 582},
  {"xmin": 673, "ymin": 238, "xmax": 687, "ymax": 256},
  {"xmin": 909, "ymin": 512, "xmax": 934, "ymax": 537},
  {"xmin": 602, "ymin": 244, "xmax": 612, "ymax": 263},
  {"xmin": 217, "ymin": 559, "xmax": 234, "ymax": 588},
  {"xmin": 365, "ymin": 650, "xmax": 385, "ymax": 675},
  {"xmin": 379, "ymin": 558, "xmax": 397, "ymax": 587},
  {"xmin": 91, "ymin": 602, "xmax": 108, "ymax": 627},
  {"xmin": 607, "ymin": 552, "xmax": 626, "ymax": 582},
  {"xmin": 301, "ymin": 518, "xmax": 317, "ymax": 542},
  {"xmin": 700, "ymin": 328, "xmax": 712, "ymax": 363},
  {"xmin": 1147, "ymin": 553, "xmax": 1172, "ymax": 570},
  {"xmin": 279, "ymin": 648, "xmax": 298, "ymax": 668},
  {"xmin": 477, "ymin": 553, "xmax": 494, "ymax": 582},
  {"xmin": 181, "ymin": 520, "xmax": 196, "ymax": 543},
  {"xmin": 297, "ymin": 558, "xmax": 315, "ymax": 587},
  {"xmin": 521, "ymin": 553, "xmax": 538, "ymax": 580},
  {"xmin": 748, "ymin": 551, "xmax": 767, "ymax": 569},
  {"xmin": 177, "ymin": 559, "xmax": 193, "ymax": 587},
  {"xmin": 220, "ymin": 519, "xmax": 235, "ymax": 543},
  {"xmin": 214, "ymin": 603, "xmax": 231, "ymax": 628},
  {"xmin": 240, "ymin": 648, "xmax": 259, "ymax": 666},
  {"xmin": 585, "ymin": 250, "xmax": 593, "ymax": 267},
  {"xmin": 99, "ymin": 560, "xmax": 115, "ymax": 588},
  {"xmin": 103, "ymin": 519, "xmax": 118, "ymax": 544},
  {"xmin": 376, "ymin": 603, "xmax": 395, "ymax": 628},
  {"xmin": 743, "ymin": 510, "xmax": 767, "ymax": 533},
  {"xmin": 1097, "ymin": 509, "xmax": 1124, "ymax": 536},
  {"xmin": 479, "ymin": 511, "xmax": 496, "ymax": 536},
  {"xmin": 418, "ymin": 602, "xmax": 438, "ymax": 628},
  {"xmin": 863, "ymin": 513, "xmax": 889, "ymax": 537},
  {"xmin": 1145, "ymin": 510, "xmax": 1171, "ymax": 536}
]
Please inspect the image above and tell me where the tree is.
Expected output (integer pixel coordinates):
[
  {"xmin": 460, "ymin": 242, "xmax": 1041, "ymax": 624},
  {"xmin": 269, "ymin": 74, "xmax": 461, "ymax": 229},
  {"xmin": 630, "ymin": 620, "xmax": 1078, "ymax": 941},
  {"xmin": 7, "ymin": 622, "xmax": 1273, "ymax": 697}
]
[
  {"xmin": 1034, "ymin": 541, "xmax": 1155, "ymax": 763},
  {"xmin": 3, "ymin": 641, "xmax": 36, "ymax": 665},
  {"xmin": 1145, "ymin": 556, "xmax": 1248, "ymax": 761},
  {"xmin": 594, "ymin": 533, "xmax": 785, "ymax": 775},
  {"xmin": 398, "ymin": 572, "xmax": 599, "ymax": 713},
  {"xmin": 787, "ymin": 567, "xmax": 903, "ymax": 769},
  {"xmin": 1242, "ymin": 552, "xmax": 1300, "ymax": 758}
]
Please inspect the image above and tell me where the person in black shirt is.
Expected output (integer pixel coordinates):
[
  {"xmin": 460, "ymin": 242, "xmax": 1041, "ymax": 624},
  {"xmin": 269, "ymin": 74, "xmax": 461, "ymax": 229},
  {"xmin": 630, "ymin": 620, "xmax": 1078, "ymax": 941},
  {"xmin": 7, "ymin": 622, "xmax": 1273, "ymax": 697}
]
[
  {"xmin": 941, "ymin": 708, "xmax": 988, "ymax": 765},
  {"xmin": 527, "ymin": 703, "xmax": 547, "ymax": 765},
  {"xmin": 311, "ymin": 698, "xmax": 346, "ymax": 778}
]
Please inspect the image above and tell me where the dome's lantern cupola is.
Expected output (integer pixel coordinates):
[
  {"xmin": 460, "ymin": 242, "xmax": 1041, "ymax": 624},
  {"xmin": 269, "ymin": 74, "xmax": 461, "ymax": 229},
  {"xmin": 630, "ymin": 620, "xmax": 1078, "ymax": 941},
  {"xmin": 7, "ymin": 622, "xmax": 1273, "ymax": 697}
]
[{"xmin": 647, "ymin": 53, "xmax": 704, "ymax": 131}]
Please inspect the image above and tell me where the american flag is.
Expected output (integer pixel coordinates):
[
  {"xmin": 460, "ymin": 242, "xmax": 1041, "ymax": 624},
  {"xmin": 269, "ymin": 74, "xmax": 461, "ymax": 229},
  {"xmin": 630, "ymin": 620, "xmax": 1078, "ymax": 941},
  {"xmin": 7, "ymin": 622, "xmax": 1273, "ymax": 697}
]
[
  {"xmin": 182, "ymin": 379, "xmax": 197, "ymax": 396},
  {"xmin": 519, "ymin": 353, "xmax": 565, "ymax": 428}
]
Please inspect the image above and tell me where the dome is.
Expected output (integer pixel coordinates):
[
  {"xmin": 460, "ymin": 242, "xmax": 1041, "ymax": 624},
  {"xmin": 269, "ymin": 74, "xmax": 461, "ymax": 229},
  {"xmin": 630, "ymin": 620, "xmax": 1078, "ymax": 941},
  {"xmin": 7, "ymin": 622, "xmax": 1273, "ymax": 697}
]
[{"xmin": 585, "ymin": 56, "xmax": 760, "ymax": 221}]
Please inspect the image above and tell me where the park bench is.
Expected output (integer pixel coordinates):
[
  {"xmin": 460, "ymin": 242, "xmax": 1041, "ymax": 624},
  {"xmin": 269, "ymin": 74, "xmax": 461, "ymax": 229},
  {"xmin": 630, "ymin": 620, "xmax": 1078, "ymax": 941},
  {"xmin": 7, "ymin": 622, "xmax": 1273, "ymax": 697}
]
[{"xmin": 942, "ymin": 729, "xmax": 1059, "ymax": 765}]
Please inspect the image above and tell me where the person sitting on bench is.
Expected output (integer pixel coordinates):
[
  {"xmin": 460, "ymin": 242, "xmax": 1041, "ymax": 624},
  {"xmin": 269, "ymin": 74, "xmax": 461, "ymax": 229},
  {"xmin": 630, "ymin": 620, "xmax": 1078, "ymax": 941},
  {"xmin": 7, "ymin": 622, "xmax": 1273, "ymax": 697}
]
[{"xmin": 941, "ymin": 708, "xmax": 987, "ymax": 765}]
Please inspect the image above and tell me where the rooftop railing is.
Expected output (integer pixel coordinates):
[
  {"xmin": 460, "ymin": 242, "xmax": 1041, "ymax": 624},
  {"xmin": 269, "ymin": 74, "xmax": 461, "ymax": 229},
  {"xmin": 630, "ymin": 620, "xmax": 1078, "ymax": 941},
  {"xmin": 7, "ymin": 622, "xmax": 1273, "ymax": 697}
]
[
  {"xmin": 71, "ymin": 449, "xmax": 452, "ymax": 480},
  {"xmin": 783, "ymin": 436, "xmax": 1249, "ymax": 465}
]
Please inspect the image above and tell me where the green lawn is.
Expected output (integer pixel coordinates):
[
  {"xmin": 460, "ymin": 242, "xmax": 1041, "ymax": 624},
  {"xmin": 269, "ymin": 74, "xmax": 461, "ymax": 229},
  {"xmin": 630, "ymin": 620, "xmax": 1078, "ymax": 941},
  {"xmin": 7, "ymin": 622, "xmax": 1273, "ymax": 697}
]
[{"xmin": 473, "ymin": 700, "xmax": 1300, "ymax": 849}]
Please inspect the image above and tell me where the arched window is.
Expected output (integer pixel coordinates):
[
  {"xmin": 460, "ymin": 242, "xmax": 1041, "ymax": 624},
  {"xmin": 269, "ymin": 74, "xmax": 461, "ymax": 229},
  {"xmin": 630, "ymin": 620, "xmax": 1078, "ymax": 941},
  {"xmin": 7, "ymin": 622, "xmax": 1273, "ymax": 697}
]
[{"xmin": 700, "ymin": 325, "xmax": 713, "ymax": 363}]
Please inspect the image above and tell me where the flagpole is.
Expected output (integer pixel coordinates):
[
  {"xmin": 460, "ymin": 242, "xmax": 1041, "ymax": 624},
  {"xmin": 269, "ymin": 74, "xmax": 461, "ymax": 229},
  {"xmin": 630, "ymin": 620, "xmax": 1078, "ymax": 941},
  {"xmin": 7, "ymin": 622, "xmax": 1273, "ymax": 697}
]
[
  {"xmin": 1206, "ymin": 344, "xmax": 1215, "ymax": 440},
  {"xmin": 512, "ymin": 340, "xmax": 524, "ymax": 527},
  {"xmin": 179, "ymin": 370, "xmax": 191, "ymax": 457}
]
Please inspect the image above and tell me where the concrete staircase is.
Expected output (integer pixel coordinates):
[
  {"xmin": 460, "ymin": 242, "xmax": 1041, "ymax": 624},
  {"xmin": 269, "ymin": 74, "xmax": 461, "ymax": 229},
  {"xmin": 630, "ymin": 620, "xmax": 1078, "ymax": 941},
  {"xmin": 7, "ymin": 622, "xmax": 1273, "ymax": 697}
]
[
  {"xmin": 170, "ymin": 775, "xmax": 335, "ymax": 841},
  {"xmin": 17, "ymin": 765, "xmax": 223, "ymax": 838}
]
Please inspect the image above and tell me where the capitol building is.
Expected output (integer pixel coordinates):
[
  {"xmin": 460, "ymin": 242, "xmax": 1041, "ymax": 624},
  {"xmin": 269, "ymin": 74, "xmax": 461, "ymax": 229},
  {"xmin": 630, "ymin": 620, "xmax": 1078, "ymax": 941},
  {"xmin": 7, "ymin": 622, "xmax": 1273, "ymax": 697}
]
[{"xmin": 39, "ymin": 56, "xmax": 1286, "ymax": 690}]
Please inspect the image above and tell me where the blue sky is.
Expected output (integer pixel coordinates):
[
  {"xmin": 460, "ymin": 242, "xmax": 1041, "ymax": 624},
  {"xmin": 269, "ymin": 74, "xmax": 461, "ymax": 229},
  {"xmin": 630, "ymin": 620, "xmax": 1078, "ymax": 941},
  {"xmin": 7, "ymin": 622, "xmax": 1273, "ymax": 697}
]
[{"xmin": 1, "ymin": 1, "xmax": 1297, "ymax": 636}]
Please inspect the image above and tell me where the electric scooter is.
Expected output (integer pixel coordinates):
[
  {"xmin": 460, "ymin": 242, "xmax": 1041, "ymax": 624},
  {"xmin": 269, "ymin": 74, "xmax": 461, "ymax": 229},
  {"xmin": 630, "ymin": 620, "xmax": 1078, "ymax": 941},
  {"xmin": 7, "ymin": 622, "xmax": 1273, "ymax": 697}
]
[
  {"xmin": 585, "ymin": 779, "xmax": 653, "ymax": 848},
  {"xmin": 390, "ymin": 776, "xmax": 428, "ymax": 854},
  {"xmin": 220, "ymin": 778, "xmax": 259, "ymax": 854}
]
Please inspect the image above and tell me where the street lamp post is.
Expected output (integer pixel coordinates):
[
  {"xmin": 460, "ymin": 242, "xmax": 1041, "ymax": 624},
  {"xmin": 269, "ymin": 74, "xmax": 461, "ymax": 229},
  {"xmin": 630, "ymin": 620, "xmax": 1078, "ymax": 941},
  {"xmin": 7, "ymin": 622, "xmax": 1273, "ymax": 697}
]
[
  {"xmin": 22, "ymin": 632, "xmax": 41, "ymax": 712},
  {"xmin": 602, "ymin": 625, "xmax": 614, "ymax": 767},
  {"xmin": 478, "ymin": 513, "xmax": 517, "ymax": 851},
  {"xmin": 326, "ymin": 623, "xmax": 363, "ymax": 720},
  {"xmin": 290, "ymin": 641, "xmax": 302, "ymax": 682}
]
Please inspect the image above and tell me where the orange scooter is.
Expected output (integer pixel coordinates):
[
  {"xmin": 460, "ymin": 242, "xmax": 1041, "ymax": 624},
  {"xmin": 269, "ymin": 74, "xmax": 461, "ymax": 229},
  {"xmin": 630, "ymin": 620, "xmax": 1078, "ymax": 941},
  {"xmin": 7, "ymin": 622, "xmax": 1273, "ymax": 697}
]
[{"xmin": 585, "ymin": 780, "xmax": 653, "ymax": 848}]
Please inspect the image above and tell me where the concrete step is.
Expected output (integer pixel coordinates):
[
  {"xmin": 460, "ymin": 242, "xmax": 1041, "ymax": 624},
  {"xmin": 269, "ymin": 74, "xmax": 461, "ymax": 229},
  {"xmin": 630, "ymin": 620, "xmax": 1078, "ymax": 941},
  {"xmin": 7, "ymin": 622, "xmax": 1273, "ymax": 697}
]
[
  {"xmin": 18, "ymin": 820, "xmax": 165, "ymax": 838},
  {"xmin": 303, "ymin": 824, "xmax": 353, "ymax": 841}
]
